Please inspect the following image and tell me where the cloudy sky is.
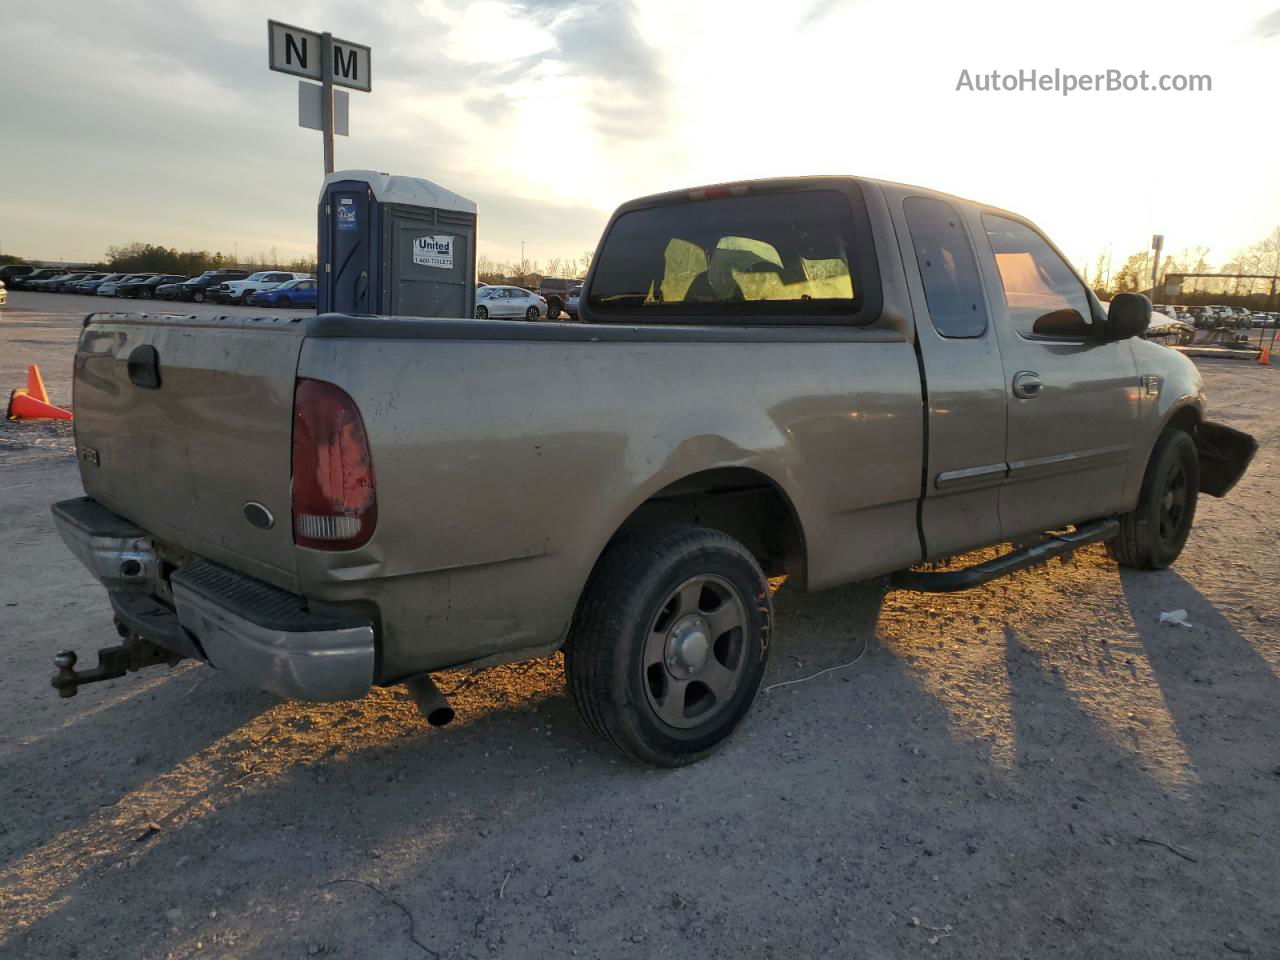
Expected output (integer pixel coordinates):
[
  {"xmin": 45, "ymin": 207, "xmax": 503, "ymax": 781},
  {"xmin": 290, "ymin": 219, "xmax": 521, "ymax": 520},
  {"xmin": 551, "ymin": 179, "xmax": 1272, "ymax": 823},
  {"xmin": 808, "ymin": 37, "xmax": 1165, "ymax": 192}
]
[{"xmin": 2, "ymin": 0, "xmax": 1278, "ymax": 271}]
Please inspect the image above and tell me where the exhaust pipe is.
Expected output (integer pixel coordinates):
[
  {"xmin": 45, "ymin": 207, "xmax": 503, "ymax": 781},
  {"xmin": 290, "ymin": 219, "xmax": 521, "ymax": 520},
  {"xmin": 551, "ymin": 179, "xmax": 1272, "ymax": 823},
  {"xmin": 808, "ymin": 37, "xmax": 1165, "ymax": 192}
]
[{"xmin": 405, "ymin": 674, "xmax": 455, "ymax": 727}]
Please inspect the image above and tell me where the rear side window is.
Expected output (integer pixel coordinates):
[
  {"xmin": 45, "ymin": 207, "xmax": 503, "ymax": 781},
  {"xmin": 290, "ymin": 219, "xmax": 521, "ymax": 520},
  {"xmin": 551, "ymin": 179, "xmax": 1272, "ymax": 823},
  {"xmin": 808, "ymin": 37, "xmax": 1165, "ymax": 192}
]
[
  {"xmin": 983, "ymin": 214, "xmax": 1093, "ymax": 340},
  {"xmin": 588, "ymin": 189, "xmax": 872, "ymax": 323},
  {"xmin": 904, "ymin": 197, "xmax": 987, "ymax": 338}
]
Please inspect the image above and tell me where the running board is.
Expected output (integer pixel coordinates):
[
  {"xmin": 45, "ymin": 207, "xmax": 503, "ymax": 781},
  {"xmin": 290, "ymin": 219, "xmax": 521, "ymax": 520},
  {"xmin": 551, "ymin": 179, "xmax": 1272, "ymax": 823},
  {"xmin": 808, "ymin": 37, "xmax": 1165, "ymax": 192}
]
[{"xmin": 890, "ymin": 519, "xmax": 1120, "ymax": 593}]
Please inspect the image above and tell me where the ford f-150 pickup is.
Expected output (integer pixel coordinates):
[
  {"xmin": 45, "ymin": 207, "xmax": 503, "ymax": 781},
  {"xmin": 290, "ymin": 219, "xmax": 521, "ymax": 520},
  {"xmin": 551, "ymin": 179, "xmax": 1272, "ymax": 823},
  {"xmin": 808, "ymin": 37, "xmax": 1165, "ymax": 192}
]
[{"xmin": 51, "ymin": 175, "xmax": 1256, "ymax": 766}]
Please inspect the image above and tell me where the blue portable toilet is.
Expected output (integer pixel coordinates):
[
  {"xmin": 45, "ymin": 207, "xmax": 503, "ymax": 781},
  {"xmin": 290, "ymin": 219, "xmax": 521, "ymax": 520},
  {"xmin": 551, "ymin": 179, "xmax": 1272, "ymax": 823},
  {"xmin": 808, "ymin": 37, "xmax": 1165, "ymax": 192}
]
[{"xmin": 318, "ymin": 170, "xmax": 477, "ymax": 318}]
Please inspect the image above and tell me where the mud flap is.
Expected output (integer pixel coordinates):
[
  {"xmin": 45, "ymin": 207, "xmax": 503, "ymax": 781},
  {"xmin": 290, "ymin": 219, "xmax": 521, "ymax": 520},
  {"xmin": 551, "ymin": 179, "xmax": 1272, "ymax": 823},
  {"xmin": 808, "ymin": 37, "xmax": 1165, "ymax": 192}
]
[{"xmin": 1195, "ymin": 421, "xmax": 1257, "ymax": 497}]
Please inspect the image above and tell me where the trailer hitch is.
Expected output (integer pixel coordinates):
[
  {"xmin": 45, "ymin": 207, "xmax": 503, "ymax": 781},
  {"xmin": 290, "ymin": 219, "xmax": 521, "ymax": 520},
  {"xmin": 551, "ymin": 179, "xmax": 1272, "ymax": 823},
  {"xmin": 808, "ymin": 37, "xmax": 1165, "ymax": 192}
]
[{"xmin": 52, "ymin": 621, "xmax": 182, "ymax": 698}]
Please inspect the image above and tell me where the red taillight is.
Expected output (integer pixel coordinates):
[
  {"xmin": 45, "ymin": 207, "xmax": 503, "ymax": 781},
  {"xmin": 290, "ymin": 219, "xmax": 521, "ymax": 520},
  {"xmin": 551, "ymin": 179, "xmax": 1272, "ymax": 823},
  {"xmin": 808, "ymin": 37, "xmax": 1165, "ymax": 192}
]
[{"xmin": 291, "ymin": 378, "xmax": 377, "ymax": 550}]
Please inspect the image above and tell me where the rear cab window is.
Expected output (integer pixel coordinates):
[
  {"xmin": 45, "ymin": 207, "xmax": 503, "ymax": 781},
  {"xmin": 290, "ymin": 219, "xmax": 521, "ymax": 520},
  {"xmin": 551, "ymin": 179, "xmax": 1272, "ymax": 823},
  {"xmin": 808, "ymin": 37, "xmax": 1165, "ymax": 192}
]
[
  {"xmin": 587, "ymin": 184, "xmax": 879, "ymax": 325},
  {"xmin": 904, "ymin": 197, "xmax": 987, "ymax": 338}
]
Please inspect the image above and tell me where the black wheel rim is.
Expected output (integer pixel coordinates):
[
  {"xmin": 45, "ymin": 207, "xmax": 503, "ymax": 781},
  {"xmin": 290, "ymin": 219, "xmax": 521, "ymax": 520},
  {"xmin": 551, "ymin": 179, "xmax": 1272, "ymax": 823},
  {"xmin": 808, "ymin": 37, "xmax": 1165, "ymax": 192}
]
[
  {"xmin": 476, "ymin": 306, "xmax": 487, "ymax": 319},
  {"xmin": 1158, "ymin": 461, "xmax": 1188, "ymax": 545},
  {"xmin": 642, "ymin": 574, "xmax": 748, "ymax": 729},
  {"xmin": 527, "ymin": 307, "xmax": 538, "ymax": 321}
]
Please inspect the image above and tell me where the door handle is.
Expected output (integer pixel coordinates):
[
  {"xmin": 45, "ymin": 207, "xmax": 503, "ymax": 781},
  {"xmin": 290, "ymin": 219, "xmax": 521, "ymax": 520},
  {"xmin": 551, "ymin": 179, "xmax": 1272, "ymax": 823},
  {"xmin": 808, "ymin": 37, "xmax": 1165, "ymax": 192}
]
[{"xmin": 1011, "ymin": 371, "xmax": 1042, "ymax": 399}]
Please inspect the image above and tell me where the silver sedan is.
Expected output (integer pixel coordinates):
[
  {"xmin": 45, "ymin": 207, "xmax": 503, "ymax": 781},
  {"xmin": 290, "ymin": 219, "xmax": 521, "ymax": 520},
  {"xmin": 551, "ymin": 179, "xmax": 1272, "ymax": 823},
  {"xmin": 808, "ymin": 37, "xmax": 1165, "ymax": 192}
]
[{"xmin": 474, "ymin": 285, "xmax": 547, "ymax": 321}]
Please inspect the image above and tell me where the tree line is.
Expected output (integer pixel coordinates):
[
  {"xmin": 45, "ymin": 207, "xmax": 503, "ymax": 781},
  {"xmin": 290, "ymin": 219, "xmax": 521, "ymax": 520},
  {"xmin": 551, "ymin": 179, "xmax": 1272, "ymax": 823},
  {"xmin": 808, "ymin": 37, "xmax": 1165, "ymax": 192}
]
[
  {"xmin": 1087, "ymin": 225, "xmax": 1280, "ymax": 305},
  {"xmin": 101, "ymin": 242, "xmax": 317, "ymax": 276},
  {"xmin": 476, "ymin": 251, "xmax": 594, "ymax": 288}
]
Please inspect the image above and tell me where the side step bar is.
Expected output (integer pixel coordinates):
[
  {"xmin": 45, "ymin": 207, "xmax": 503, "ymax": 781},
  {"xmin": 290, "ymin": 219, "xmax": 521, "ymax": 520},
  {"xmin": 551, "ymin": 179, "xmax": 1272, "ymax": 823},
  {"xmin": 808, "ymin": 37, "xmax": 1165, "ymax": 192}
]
[{"xmin": 890, "ymin": 518, "xmax": 1120, "ymax": 593}]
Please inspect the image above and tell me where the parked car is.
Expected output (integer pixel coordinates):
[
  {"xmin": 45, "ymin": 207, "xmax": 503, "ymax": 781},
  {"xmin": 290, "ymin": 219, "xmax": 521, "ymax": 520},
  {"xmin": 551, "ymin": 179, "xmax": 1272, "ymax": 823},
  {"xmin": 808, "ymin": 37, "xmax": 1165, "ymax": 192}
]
[
  {"xmin": 76, "ymin": 273, "xmax": 127, "ymax": 295},
  {"xmin": 1146, "ymin": 308, "xmax": 1195, "ymax": 344},
  {"xmin": 56, "ymin": 272, "xmax": 105, "ymax": 293},
  {"xmin": 0, "ymin": 264, "xmax": 34, "ymax": 284},
  {"xmin": 8, "ymin": 268, "xmax": 62, "ymax": 290},
  {"xmin": 537, "ymin": 276, "xmax": 580, "ymax": 319},
  {"xmin": 246, "ymin": 277, "xmax": 318, "ymax": 308},
  {"xmin": 163, "ymin": 269, "xmax": 252, "ymax": 302},
  {"xmin": 474, "ymin": 284, "xmax": 547, "ymax": 320},
  {"xmin": 115, "ymin": 274, "xmax": 187, "ymax": 299},
  {"xmin": 217, "ymin": 272, "xmax": 311, "ymax": 305},
  {"xmin": 97, "ymin": 273, "xmax": 155, "ymax": 297},
  {"xmin": 31, "ymin": 272, "xmax": 92, "ymax": 292},
  {"xmin": 51, "ymin": 175, "xmax": 1257, "ymax": 767},
  {"xmin": 563, "ymin": 284, "xmax": 582, "ymax": 320}
]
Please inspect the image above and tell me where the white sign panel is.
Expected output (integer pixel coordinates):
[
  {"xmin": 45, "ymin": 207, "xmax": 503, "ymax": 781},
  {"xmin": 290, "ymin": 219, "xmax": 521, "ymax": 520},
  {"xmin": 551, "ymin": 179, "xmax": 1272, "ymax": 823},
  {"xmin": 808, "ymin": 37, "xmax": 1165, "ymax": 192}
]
[
  {"xmin": 299, "ymin": 81, "xmax": 349, "ymax": 135},
  {"xmin": 413, "ymin": 235, "xmax": 455, "ymax": 270},
  {"xmin": 268, "ymin": 20, "xmax": 371, "ymax": 92}
]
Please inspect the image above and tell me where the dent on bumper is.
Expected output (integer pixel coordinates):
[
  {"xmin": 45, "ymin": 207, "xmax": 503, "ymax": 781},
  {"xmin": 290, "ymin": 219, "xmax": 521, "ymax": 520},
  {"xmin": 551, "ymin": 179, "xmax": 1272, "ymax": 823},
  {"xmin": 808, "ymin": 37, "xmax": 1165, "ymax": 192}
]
[{"xmin": 51, "ymin": 497, "xmax": 376, "ymax": 702}]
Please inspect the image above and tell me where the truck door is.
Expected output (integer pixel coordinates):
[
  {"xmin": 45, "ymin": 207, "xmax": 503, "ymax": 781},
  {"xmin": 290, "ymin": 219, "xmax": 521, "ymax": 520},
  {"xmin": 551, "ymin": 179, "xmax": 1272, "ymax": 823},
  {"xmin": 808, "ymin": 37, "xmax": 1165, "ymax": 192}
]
[
  {"xmin": 977, "ymin": 214, "xmax": 1138, "ymax": 539},
  {"xmin": 895, "ymin": 195, "xmax": 1008, "ymax": 558}
]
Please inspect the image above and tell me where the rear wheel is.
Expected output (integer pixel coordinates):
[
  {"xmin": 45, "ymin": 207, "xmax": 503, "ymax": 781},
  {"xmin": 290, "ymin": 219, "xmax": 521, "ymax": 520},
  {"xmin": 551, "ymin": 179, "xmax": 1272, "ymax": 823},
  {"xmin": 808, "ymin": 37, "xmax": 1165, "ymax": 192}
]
[
  {"xmin": 1109, "ymin": 429, "xmax": 1199, "ymax": 570},
  {"xmin": 139, "ymin": 288, "xmax": 153, "ymax": 299},
  {"xmin": 193, "ymin": 290, "xmax": 206, "ymax": 303},
  {"xmin": 565, "ymin": 524, "xmax": 772, "ymax": 767},
  {"xmin": 274, "ymin": 296, "xmax": 290, "ymax": 308},
  {"xmin": 525, "ymin": 306, "xmax": 540, "ymax": 321},
  {"xmin": 475, "ymin": 305, "xmax": 488, "ymax": 319}
]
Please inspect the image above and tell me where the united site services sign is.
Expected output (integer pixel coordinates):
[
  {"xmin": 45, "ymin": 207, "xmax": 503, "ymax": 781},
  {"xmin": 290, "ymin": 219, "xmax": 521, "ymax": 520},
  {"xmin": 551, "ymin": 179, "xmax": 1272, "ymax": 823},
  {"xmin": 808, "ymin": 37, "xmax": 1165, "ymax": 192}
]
[
  {"xmin": 413, "ymin": 235, "xmax": 455, "ymax": 269},
  {"xmin": 268, "ymin": 20, "xmax": 371, "ymax": 92}
]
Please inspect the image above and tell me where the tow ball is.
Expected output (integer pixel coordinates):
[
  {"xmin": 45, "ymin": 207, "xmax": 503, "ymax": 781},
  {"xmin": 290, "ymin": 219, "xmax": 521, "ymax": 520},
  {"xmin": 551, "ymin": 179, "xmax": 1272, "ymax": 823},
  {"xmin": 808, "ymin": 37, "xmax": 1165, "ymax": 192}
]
[{"xmin": 52, "ymin": 621, "xmax": 182, "ymax": 698}]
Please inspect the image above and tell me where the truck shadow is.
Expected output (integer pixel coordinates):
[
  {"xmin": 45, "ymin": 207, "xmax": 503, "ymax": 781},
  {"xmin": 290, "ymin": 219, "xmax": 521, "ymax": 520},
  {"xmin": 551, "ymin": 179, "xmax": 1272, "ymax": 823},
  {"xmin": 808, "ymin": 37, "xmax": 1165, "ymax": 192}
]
[{"xmin": 4, "ymin": 558, "xmax": 1276, "ymax": 957}]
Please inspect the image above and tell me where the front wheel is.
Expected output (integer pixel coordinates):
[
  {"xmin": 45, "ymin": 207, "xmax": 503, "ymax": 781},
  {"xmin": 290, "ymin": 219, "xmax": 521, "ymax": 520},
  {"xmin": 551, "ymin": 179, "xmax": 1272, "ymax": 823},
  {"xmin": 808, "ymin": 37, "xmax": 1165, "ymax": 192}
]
[
  {"xmin": 565, "ymin": 524, "xmax": 772, "ymax": 767},
  {"xmin": 475, "ymin": 305, "xmax": 488, "ymax": 319},
  {"xmin": 193, "ymin": 290, "xmax": 206, "ymax": 303},
  {"xmin": 547, "ymin": 298, "xmax": 562, "ymax": 320},
  {"xmin": 1109, "ymin": 429, "xmax": 1199, "ymax": 570},
  {"xmin": 274, "ymin": 296, "xmax": 290, "ymax": 308},
  {"xmin": 139, "ymin": 288, "xmax": 152, "ymax": 299}
]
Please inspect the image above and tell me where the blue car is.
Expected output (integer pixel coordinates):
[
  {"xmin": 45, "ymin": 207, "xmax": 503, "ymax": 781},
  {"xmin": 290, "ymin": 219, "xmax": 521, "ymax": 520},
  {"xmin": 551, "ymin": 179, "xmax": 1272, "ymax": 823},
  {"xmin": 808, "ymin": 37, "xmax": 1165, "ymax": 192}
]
[{"xmin": 249, "ymin": 278, "xmax": 317, "ymax": 308}]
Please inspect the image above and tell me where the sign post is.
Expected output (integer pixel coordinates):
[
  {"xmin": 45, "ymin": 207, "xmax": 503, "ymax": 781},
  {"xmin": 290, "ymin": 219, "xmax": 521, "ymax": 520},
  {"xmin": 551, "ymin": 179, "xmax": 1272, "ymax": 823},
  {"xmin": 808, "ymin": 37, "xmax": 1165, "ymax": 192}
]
[
  {"xmin": 320, "ymin": 32, "xmax": 334, "ymax": 174},
  {"xmin": 267, "ymin": 20, "xmax": 371, "ymax": 174},
  {"xmin": 1150, "ymin": 233, "xmax": 1164, "ymax": 303}
]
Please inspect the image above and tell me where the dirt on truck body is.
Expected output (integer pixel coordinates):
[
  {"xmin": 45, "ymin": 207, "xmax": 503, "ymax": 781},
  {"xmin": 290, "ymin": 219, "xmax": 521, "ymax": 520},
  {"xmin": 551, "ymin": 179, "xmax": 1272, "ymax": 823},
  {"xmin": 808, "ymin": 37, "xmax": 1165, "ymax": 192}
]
[{"xmin": 51, "ymin": 175, "xmax": 1256, "ymax": 766}]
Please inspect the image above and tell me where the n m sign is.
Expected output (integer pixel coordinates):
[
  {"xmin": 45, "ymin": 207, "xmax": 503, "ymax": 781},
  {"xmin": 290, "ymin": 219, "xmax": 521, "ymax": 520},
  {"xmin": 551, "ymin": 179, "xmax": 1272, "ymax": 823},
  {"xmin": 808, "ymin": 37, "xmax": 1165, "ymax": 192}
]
[{"xmin": 268, "ymin": 20, "xmax": 371, "ymax": 92}]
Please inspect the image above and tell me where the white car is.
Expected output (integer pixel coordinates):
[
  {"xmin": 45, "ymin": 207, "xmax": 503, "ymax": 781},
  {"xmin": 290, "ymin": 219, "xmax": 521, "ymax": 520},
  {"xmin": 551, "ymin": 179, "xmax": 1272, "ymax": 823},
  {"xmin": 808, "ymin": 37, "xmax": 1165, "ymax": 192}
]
[
  {"xmin": 1148, "ymin": 308, "xmax": 1195, "ymax": 344},
  {"xmin": 222, "ymin": 271, "xmax": 311, "ymax": 305},
  {"xmin": 474, "ymin": 285, "xmax": 547, "ymax": 321}
]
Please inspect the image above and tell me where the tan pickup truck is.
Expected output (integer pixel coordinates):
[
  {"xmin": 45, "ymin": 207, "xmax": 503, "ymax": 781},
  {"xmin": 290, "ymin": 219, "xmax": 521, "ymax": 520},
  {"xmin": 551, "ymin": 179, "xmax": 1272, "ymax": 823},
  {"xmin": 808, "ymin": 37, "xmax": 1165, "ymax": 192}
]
[{"xmin": 51, "ymin": 176, "xmax": 1256, "ymax": 766}]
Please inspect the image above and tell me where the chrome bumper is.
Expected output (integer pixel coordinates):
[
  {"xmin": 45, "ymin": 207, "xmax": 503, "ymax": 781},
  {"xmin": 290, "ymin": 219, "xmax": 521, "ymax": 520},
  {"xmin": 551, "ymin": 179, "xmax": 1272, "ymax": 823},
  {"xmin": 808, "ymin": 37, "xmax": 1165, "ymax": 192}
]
[{"xmin": 51, "ymin": 498, "xmax": 375, "ymax": 701}]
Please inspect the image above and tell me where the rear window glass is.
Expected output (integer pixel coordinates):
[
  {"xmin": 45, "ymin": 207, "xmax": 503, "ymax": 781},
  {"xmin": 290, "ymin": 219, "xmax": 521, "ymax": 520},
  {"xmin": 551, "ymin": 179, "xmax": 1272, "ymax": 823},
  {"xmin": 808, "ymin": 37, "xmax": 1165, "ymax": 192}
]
[
  {"xmin": 588, "ymin": 189, "xmax": 866, "ymax": 322},
  {"xmin": 903, "ymin": 197, "xmax": 987, "ymax": 338}
]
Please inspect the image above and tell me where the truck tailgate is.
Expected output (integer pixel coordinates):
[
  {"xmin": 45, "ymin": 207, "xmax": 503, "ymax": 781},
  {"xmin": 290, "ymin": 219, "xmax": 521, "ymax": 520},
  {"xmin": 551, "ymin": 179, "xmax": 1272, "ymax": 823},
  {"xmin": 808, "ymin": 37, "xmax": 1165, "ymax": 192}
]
[{"xmin": 73, "ymin": 314, "xmax": 304, "ymax": 589}]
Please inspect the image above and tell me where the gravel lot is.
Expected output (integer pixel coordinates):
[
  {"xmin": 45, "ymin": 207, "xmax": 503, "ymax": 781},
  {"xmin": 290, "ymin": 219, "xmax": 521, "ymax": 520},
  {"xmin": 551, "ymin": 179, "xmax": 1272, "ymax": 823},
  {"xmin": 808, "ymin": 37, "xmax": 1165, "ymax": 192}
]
[{"xmin": 1, "ymin": 290, "xmax": 1277, "ymax": 960}]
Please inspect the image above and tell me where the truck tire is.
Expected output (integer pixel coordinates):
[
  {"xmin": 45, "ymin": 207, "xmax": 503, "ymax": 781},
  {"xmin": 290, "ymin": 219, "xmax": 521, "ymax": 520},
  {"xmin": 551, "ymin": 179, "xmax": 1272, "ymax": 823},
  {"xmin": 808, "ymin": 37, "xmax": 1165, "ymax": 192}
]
[
  {"xmin": 565, "ymin": 524, "xmax": 772, "ymax": 767},
  {"xmin": 547, "ymin": 298, "xmax": 562, "ymax": 320},
  {"xmin": 1109, "ymin": 429, "xmax": 1199, "ymax": 570}
]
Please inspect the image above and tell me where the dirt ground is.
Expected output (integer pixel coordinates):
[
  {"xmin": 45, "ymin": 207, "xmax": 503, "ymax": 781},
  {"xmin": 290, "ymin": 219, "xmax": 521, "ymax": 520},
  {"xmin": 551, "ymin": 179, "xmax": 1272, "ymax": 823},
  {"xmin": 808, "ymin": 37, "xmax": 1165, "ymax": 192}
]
[{"xmin": 1, "ymin": 291, "xmax": 1277, "ymax": 960}]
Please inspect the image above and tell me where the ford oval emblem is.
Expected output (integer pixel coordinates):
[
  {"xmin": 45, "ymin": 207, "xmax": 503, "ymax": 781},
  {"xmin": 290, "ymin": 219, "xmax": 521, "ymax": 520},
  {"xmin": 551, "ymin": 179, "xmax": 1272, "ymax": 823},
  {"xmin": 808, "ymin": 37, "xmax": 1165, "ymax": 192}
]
[{"xmin": 243, "ymin": 501, "xmax": 275, "ymax": 530}]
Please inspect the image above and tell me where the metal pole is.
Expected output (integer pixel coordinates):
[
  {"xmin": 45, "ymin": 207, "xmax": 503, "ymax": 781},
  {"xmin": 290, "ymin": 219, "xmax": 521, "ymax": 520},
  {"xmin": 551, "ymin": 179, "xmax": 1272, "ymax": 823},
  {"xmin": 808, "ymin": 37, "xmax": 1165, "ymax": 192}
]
[
  {"xmin": 1150, "ymin": 243, "xmax": 1161, "ymax": 304},
  {"xmin": 320, "ymin": 32, "xmax": 335, "ymax": 175}
]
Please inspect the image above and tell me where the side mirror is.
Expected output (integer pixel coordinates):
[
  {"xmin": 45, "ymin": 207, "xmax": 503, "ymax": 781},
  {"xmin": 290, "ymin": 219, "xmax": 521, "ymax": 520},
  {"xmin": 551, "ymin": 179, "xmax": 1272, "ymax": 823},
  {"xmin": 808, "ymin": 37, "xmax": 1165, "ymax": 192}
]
[
  {"xmin": 1032, "ymin": 308, "xmax": 1092, "ymax": 338},
  {"xmin": 1103, "ymin": 293, "xmax": 1151, "ymax": 341}
]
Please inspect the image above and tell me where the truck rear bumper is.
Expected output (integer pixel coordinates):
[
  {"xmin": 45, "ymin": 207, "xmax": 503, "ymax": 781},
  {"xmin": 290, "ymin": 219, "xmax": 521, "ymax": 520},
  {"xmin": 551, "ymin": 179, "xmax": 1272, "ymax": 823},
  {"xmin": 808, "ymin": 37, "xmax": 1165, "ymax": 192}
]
[{"xmin": 51, "ymin": 497, "xmax": 375, "ymax": 701}]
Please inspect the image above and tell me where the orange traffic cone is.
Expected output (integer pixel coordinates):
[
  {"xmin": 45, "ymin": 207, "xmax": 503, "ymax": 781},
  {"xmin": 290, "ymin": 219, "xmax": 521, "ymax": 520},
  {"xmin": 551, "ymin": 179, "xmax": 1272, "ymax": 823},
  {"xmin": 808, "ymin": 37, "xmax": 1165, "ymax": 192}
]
[
  {"xmin": 1260, "ymin": 344, "xmax": 1272, "ymax": 366},
  {"xmin": 25, "ymin": 364, "xmax": 49, "ymax": 404},
  {"xmin": 7, "ymin": 365, "xmax": 72, "ymax": 421}
]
